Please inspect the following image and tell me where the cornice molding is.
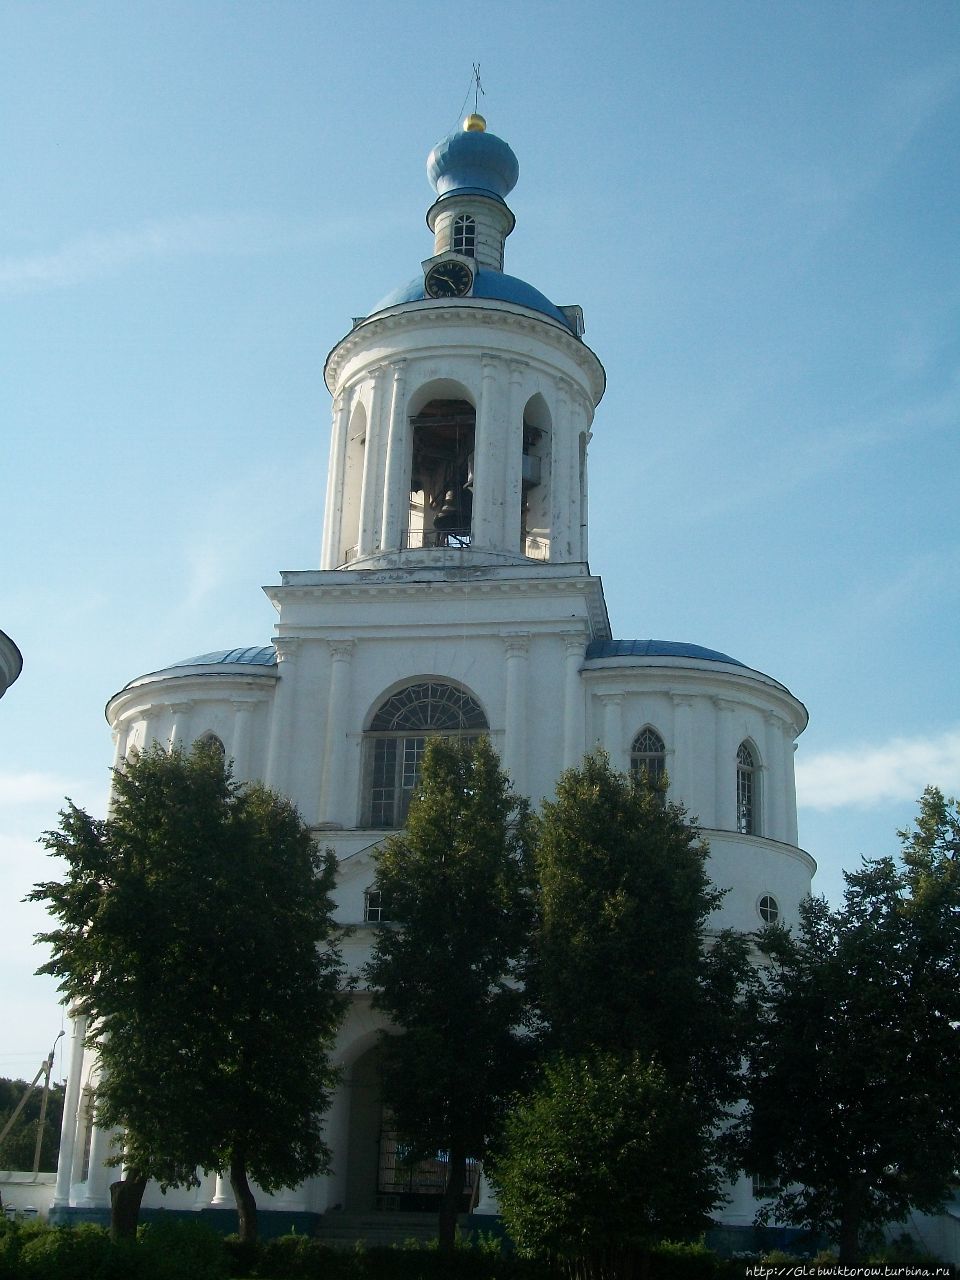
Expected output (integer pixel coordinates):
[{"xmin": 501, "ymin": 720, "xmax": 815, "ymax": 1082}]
[{"xmin": 324, "ymin": 302, "xmax": 606, "ymax": 406}]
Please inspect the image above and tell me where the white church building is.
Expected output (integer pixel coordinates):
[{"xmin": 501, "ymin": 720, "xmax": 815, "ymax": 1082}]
[{"xmin": 52, "ymin": 114, "xmax": 816, "ymax": 1240}]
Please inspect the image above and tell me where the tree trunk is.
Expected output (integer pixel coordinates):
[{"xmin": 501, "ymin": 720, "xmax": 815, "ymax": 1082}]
[
  {"xmin": 109, "ymin": 1169, "xmax": 148, "ymax": 1241},
  {"xmin": 438, "ymin": 1143, "xmax": 466, "ymax": 1255},
  {"xmin": 837, "ymin": 1180, "xmax": 864, "ymax": 1265},
  {"xmin": 230, "ymin": 1153, "xmax": 259, "ymax": 1244}
]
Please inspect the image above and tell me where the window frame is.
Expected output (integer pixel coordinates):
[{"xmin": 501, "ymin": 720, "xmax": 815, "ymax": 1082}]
[
  {"xmin": 362, "ymin": 681, "xmax": 488, "ymax": 829},
  {"xmin": 452, "ymin": 213, "xmax": 476, "ymax": 257},
  {"xmin": 630, "ymin": 726, "xmax": 666, "ymax": 790},
  {"xmin": 737, "ymin": 741, "xmax": 760, "ymax": 835}
]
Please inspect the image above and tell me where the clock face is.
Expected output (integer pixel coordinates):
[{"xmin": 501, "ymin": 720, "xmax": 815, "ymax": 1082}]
[{"xmin": 425, "ymin": 260, "xmax": 473, "ymax": 298}]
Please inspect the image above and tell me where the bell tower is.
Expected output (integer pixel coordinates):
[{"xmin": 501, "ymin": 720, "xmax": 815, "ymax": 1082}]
[{"xmin": 319, "ymin": 115, "xmax": 605, "ymax": 571}]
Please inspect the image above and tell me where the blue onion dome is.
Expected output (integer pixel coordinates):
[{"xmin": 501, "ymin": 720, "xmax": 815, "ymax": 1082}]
[{"xmin": 427, "ymin": 114, "xmax": 519, "ymax": 205}]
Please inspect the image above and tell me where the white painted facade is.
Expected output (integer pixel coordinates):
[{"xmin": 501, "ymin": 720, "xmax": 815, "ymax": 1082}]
[{"xmin": 53, "ymin": 117, "xmax": 814, "ymax": 1233}]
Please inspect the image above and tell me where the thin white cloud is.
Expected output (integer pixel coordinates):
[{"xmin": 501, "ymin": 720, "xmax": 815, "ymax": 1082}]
[
  {"xmin": 0, "ymin": 771, "xmax": 79, "ymax": 808},
  {"xmin": 0, "ymin": 212, "xmax": 358, "ymax": 294},
  {"xmin": 797, "ymin": 728, "xmax": 960, "ymax": 811}
]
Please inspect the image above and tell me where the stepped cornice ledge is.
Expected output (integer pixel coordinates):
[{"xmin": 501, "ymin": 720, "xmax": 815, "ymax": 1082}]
[{"xmin": 324, "ymin": 300, "xmax": 607, "ymax": 405}]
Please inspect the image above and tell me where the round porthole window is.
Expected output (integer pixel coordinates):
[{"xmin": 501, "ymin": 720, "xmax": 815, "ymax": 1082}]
[{"xmin": 757, "ymin": 894, "xmax": 780, "ymax": 925}]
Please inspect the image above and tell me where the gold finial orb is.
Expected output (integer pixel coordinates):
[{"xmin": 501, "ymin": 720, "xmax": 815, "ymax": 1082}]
[{"xmin": 463, "ymin": 113, "xmax": 486, "ymax": 132}]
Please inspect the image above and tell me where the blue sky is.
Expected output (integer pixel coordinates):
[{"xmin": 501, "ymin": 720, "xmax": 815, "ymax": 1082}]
[{"xmin": 1, "ymin": 0, "xmax": 958, "ymax": 1083}]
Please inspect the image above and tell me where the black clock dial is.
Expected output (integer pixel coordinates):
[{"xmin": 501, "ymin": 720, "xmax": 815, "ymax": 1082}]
[{"xmin": 425, "ymin": 260, "xmax": 473, "ymax": 298}]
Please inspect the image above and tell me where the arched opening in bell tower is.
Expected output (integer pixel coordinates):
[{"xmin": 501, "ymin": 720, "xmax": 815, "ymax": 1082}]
[
  {"xmin": 521, "ymin": 393, "xmax": 551, "ymax": 557},
  {"xmin": 408, "ymin": 391, "xmax": 476, "ymax": 549}
]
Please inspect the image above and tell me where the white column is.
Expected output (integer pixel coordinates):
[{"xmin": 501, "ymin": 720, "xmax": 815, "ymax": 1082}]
[
  {"xmin": 264, "ymin": 638, "xmax": 300, "ymax": 788},
  {"xmin": 764, "ymin": 712, "xmax": 786, "ymax": 842},
  {"xmin": 579, "ymin": 420, "xmax": 593, "ymax": 562},
  {"xmin": 502, "ymin": 633, "xmax": 530, "ymax": 791},
  {"xmin": 357, "ymin": 366, "xmax": 386, "ymax": 558},
  {"xmin": 550, "ymin": 379, "xmax": 574, "ymax": 561},
  {"xmin": 166, "ymin": 702, "xmax": 192, "ymax": 752},
  {"xmin": 318, "ymin": 640, "xmax": 355, "ymax": 827},
  {"xmin": 786, "ymin": 734, "xmax": 800, "ymax": 846},
  {"xmin": 82, "ymin": 1122, "xmax": 115, "ymax": 1206},
  {"xmin": 670, "ymin": 695, "xmax": 694, "ymax": 808},
  {"xmin": 109, "ymin": 724, "xmax": 129, "ymax": 773},
  {"xmin": 505, "ymin": 361, "xmax": 526, "ymax": 554},
  {"xmin": 52, "ymin": 1011, "xmax": 88, "ymax": 1206},
  {"xmin": 210, "ymin": 1173, "xmax": 230, "ymax": 1207},
  {"xmin": 598, "ymin": 693, "xmax": 624, "ymax": 767},
  {"xmin": 471, "ymin": 355, "xmax": 503, "ymax": 549},
  {"xmin": 714, "ymin": 699, "xmax": 738, "ymax": 831},
  {"xmin": 229, "ymin": 699, "xmax": 256, "ymax": 782},
  {"xmin": 562, "ymin": 633, "xmax": 586, "ymax": 769},
  {"xmin": 379, "ymin": 361, "xmax": 408, "ymax": 553},
  {"xmin": 321, "ymin": 390, "xmax": 352, "ymax": 570}
]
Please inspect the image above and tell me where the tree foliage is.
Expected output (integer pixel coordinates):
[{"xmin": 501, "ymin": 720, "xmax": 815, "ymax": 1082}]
[
  {"xmin": 492, "ymin": 752, "xmax": 755, "ymax": 1268},
  {"xmin": 30, "ymin": 742, "xmax": 345, "ymax": 1240},
  {"xmin": 739, "ymin": 787, "xmax": 960, "ymax": 1263},
  {"xmin": 364, "ymin": 736, "xmax": 534, "ymax": 1253},
  {"xmin": 532, "ymin": 750, "xmax": 755, "ymax": 1121},
  {"xmin": 492, "ymin": 1053, "xmax": 719, "ymax": 1278}
]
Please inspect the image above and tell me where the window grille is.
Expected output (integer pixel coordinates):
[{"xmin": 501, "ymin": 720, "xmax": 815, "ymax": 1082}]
[
  {"xmin": 757, "ymin": 894, "xmax": 780, "ymax": 925},
  {"xmin": 365, "ymin": 682, "xmax": 487, "ymax": 828},
  {"xmin": 364, "ymin": 889, "xmax": 386, "ymax": 923},
  {"xmin": 737, "ymin": 742, "xmax": 759, "ymax": 834},
  {"xmin": 452, "ymin": 214, "xmax": 476, "ymax": 257},
  {"xmin": 631, "ymin": 727, "xmax": 666, "ymax": 789}
]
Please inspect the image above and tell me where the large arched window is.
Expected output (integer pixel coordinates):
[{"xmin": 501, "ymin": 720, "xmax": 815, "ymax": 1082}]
[
  {"xmin": 737, "ymin": 741, "xmax": 760, "ymax": 835},
  {"xmin": 452, "ymin": 214, "xmax": 476, "ymax": 257},
  {"xmin": 630, "ymin": 726, "xmax": 666, "ymax": 789},
  {"xmin": 364, "ymin": 681, "xmax": 488, "ymax": 828}
]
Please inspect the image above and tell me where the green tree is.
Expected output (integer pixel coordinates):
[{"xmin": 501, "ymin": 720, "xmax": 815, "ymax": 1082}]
[
  {"xmin": 494, "ymin": 752, "xmax": 754, "ymax": 1269},
  {"xmin": 493, "ymin": 1053, "xmax": 718, "ymax": 1280},
  {"xmin": 740, "ymin": 788, "xmax": 960, "ymax": 1263},
  {"xmin": 533, "ymin": 750, "xmax": 754, "ymax": 1121},
  {"xmin": 30, "ymin": 742, "xmax": 345, "ymax": 1241},
  {"xmin": 0, "ymin": 1077, "xmax": 64, "ymax": 1172},
  {"xmin": 364, "ymin": 736, "xmax": 534, "ymax": 1254}
]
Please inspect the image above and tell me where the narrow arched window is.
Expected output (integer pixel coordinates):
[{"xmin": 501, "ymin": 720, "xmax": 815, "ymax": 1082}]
[
  {"xmin": 631, "ymin": 727, "xmax": 666, "ymax": 789},
  {"xmin": 452, "ymin": 214, "xmax": 476, "ymax": 257},
  {"xmin": 737, "ymin": 742, "xmax": 759, "ymax": 835},
  {"xmin": 197, "ymin": 732, "xmax": 225, "ymax": 759},
  {"xmin": 364, "ymin": 680, "xmax": 488, "ymax": 828}
]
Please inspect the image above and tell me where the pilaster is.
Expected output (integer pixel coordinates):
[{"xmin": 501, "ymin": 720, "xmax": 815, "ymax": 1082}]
[
  {"xmin": 502, "ymin": 632, "xmax": 530, "ymax": 791},
  {"xmin": 264, "ymin": 638, "xmax": 300, "ymax": 788},
  {"xmin": 318, "ymin": 640, "xmax": 356, "ymax": 827},
  {"xmin": 562, "ymin": 632, "xmax": 587, "ymax": 769}
]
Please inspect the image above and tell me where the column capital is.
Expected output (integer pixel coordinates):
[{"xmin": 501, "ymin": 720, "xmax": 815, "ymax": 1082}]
[
  {"xmin": 561, "ymin": 632, "xmax": 586, "ymax": 658},
  {"xmin": 670, "ymin": 694, "xmax": 695, "ymax": 709},
  {"xmin": 509, "ymin": 358, "xmax": 528, "ymax": 381},
  {"xmin": 274, "ymin": 636, "xmax": 301, "ymax": 663},
  {"xmin": 712, "ymin": 696, "xmax": 737, "ymax": 714},
  {"xmin": 502, "ymin": 631, "xmax": 531, "ymax": 658},
  {"xmin": 328, "ymin": 638, "xmax": 356, "ymax": 662},
  {"xmin": 165, "ymin": 701, "xmax": 193, "ymax": 715},
  {"xmin": 596, "ymin": 691, "xmax": 624, "ymax": 707}
]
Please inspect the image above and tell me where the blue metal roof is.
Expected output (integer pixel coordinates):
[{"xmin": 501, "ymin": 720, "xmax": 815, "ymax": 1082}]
[
  {"xmin": 585, "ymin": 639, "xmax": 746, "ymax": 667},
  {"xmin": 168, "ymin": 646, "xmax": 277, "ymax": 669},
  {"xmin": 370, "ymin": 268, "xmax": 575, "ymax": 332},
  {"xmin": 427, "ymin": 127, "xmax": 519, "ymax": 204}
]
